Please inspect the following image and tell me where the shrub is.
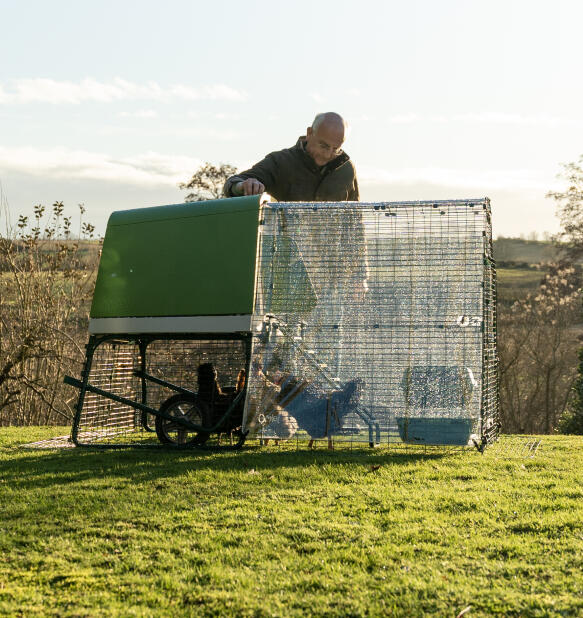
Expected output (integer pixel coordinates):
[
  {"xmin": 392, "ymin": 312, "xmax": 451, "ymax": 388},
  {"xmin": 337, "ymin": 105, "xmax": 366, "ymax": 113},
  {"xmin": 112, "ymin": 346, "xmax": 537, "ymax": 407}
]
[
  {"xmin": 498, "ymin": 262, "xmax": 581, "ymax": 433},
  {"xmin": 0, "ymin": 202, "xmax": 99, "ymax": 425}
]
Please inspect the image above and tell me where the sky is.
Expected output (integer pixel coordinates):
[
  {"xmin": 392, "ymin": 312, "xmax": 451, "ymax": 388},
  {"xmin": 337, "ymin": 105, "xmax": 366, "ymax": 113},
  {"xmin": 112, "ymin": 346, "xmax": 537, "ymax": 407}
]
[{"xmin": 1, "ymin": 0, "xmax": 582, "ymax": 239}]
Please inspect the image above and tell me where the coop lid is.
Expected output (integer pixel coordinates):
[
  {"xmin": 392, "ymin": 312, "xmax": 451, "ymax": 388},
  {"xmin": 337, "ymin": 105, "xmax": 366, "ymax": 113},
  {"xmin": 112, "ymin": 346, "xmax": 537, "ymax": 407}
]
[{"xmin": 90, "ymin": 195, "xmax": 263, "ymax": 329}]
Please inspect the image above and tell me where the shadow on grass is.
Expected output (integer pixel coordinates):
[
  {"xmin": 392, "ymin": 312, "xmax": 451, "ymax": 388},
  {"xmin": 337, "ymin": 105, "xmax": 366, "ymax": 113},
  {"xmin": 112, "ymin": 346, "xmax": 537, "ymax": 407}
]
[{"xmin": 1, "ymin": 443, "xmax": 449, "ymax": 490}]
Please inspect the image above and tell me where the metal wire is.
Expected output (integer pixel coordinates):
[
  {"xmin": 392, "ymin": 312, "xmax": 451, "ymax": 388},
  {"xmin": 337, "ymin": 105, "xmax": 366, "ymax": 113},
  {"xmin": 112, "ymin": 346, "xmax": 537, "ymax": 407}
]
[
  {"xmin": 245, "ymin": 199, "xmax": 499, "ymax": 448},
  {"xmin": 75, "ymin": 339, "xmax": 246, "ymax": 446}
]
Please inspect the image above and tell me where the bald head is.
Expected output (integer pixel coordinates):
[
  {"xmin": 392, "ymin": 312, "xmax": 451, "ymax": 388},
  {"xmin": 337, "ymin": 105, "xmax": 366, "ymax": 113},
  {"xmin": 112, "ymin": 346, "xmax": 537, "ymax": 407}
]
[
  {"xmin": 311, "ymin": 112, "xmax": 347, "ymax": 134},
  {"xmin": 305, "ymin": 112, "xmax": 348, "ymax": 167}
]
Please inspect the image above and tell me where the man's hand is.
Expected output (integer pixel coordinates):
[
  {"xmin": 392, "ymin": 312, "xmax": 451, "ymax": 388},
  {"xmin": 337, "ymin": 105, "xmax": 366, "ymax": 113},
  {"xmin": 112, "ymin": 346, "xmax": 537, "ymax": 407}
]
[{"xmin": 235, "ymin": 178, "xmax": 265, "ymax": 196}]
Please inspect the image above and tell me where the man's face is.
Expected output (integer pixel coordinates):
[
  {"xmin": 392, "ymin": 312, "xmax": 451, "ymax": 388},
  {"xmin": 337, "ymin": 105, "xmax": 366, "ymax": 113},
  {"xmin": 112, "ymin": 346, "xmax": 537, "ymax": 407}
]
[{"xmin": 305, "ymin": 122, "xmax": 345, "ymax": 167}]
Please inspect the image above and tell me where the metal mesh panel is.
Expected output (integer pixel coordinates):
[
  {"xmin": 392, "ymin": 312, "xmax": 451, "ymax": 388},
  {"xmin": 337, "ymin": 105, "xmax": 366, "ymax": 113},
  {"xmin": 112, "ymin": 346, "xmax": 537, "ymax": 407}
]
[
  {"xmin": 244, "ymin": 199, "xmax": 499, "ymax": 447},
  {"xmin": 74, "ymin": 338, "xmax": 247, "ymax": 446},
  {"xmin": 143, "ymin": 339, "xmax": 246, "ymax": 410},
  {"xmin": 75, "ymin": 340, "xmax": 143, "ymax": 445},
  {"xmin": 481, "ymin": 244, "xmax": 499, "ymax": 444}
]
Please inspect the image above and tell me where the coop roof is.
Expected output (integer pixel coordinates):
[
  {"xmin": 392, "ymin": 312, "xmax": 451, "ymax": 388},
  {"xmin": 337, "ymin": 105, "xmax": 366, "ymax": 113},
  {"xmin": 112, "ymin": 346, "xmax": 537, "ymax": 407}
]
[{"xmin": 89, "ymin": 195, "xmax": 262, "ymax": 334}]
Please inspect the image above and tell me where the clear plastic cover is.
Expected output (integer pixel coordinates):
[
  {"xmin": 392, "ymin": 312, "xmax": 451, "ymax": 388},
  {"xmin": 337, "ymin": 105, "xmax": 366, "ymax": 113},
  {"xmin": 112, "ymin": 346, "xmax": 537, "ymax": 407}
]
[{"xmin": 244, "ymin": 200, "xmax": 498, "ymax": 446}]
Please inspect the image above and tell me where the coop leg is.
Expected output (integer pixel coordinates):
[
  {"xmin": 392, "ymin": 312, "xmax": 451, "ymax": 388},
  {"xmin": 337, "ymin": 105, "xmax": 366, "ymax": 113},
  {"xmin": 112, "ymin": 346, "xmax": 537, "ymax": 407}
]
[
  {"xmin": 138, "ymin": 339, "xmax": 154, "ymax": 432},
  {"xmin": 324, "ymin": 396, "xmax": 333, "ymax": 450},
  {"xmin": 70, "ymin": 336, "xmax": 99, "ymax": 446}
]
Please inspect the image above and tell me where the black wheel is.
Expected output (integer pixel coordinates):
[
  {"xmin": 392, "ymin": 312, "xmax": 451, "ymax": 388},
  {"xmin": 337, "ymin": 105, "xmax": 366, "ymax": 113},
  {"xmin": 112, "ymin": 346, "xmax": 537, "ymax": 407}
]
[{"xmin": 155, "ymin": 394, "xmax": 210, "ymax": 446}]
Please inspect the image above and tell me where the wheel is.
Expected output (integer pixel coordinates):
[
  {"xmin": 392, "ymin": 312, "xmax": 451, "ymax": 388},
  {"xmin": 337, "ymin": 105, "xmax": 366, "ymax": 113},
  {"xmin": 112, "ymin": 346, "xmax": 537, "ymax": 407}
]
[{"xmin": 155, "ymin": 394, "xmax": 210, "ymax": 446}]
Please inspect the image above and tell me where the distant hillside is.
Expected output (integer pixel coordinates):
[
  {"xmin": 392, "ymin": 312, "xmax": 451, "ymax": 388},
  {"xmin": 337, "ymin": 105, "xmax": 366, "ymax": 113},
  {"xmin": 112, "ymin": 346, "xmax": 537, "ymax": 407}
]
[
  {"xmin": 493, "ymin": 237, "xmax": 561, "ymax": 265},
  {"xmin": 493, "ymin": 238, "xmax": 580, "ymax": 307},
  {"xmin": 5, "ymin": 236, "xmax": 558, "ymax": 268},
  {"xmin": 0, "ymin": 236, "xmax": 556, "ymax": 307}
]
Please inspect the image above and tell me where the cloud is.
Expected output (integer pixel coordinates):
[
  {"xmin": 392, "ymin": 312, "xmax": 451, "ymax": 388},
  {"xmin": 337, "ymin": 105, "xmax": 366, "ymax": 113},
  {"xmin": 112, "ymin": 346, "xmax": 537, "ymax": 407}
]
[
  {"xmin": 213, "ymin": 112, "xmax": 242, "ymax": 121},
  {"xmin": 0, "ymin": 143, "xmax": 561, "ymax": 203},
  {"xmin": 0, "ymin": 146, "xmax": 202, "ymax": 186},
  {"xmin": 388, "ymin": 113, "xmax": 420, "ymax": 125},
  {"xmin": 382, "ymin": 112, "xmax": 573, "ymax": 128},
  {"xmin": 119, "ymin": 109, "xmax": 158, "ymax": 119},
  {"xmin": 454, "ymin": 112, "xmax": 565, "ymax": 127},
  {"xmin": 0, "ymin": 145, "xmax": 558, "ymax": 194},
  {"xmin": 0, "ymin": 78, "xmax": 246, "ymax": 105},
  {"xmin": 359, "ymin": 165, "xmax": 559, "ymax": 193},
  {"xmin": 91, "ymin": 122, "xmax": 245, "ymax": 142}
]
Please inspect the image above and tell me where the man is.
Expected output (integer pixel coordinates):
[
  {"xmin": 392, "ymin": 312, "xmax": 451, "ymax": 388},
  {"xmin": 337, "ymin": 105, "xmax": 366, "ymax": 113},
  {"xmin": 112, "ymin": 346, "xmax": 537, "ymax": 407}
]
[
  {"xmin": 223, "ymin": 112, "xmax": 359, "ymax": 201},
  {"xmin": 229, "ymin": 114, "xmax": 365, "ymax": 448}
]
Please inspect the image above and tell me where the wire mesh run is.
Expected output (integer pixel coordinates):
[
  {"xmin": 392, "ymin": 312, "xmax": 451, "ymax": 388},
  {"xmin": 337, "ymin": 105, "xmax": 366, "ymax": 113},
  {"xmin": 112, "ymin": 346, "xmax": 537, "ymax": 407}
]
[
  {"xmin": 244, "ymin": 199, "xmax": 499, "ymax": 448},
  {"xmin": 73, "ymin": 337, "xmax": 248, "ymax": 446},
  {"xmin": 73, "ymin": 339, "xmax": 142, "ymax": 445},
  {"xmin": 484, "ymin": 435, "xmax": 542, "ymax": 458}
]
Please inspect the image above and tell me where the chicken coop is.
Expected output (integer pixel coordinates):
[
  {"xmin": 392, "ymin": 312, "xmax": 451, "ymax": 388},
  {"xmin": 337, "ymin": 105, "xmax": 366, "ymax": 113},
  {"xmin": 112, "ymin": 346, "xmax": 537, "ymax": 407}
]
[{"xmin": 66, "ymin": 195, "xmax": 499, "ymax": 449}]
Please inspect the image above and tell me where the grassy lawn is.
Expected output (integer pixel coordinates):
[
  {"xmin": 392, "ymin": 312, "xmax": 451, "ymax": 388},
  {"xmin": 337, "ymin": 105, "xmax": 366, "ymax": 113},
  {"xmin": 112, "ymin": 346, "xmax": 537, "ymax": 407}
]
[
  {"xmin": 497, "ymin": 268, "xmax": 543, "ymax": 305},
  {"xmin": 0, "ymin": 428, "xmax": 582, "ymax": 617}
]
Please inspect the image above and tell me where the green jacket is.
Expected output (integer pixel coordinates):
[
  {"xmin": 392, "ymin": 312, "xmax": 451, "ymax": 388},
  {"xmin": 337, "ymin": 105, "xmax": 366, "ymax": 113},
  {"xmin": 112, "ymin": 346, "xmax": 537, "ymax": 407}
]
[{"xmin": 224, "ymin": 137, "xmax": 359, "ymax": 201}]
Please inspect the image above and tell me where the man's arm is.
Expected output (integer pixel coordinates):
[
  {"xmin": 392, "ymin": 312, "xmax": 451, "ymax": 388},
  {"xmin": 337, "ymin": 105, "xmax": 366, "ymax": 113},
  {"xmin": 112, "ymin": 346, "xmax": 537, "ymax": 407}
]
[
  {"xmin": 227, "ymin": 177, "xmax": 266, "ymax": 196},
  {"xmin": 223, "ymin": 152, "xmax": 279, "ymax": 197},
  {"xmin": 348, "ymin": 170, "xmax": 360, "ymax": 201}
]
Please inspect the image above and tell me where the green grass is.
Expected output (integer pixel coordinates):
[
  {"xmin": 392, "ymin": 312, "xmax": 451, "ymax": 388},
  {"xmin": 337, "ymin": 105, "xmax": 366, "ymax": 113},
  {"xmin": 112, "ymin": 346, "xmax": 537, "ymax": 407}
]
[
  {"xmin": 1, "ymin": 428, "xmax": 582, "ymax": 617},
  {"xmin": 497, "ymin": 268, "xmax": 543, "ymax": 305}
]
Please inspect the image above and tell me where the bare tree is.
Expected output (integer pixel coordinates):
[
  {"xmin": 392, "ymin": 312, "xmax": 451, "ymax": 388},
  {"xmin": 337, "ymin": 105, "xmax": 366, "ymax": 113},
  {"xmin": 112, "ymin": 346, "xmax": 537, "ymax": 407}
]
[
  {"xmin": 0, "ymin": 202, "xmax": 99, "ymax": 425},
  {"xmin": 547, "ymin": 154, "xmax": 583, "ymax": 433},
  {"xmin": 547, "ymin": 154, "xmax": 583, "ymax": 260},
  {"xmin": 558, "ymin": 348, "xmax": 583, "ymax": 434},
  {"xmin": 179, "ymin": 162, "xmax": 237, "ymax": 202},
  {"xmin": 498, "ymin": 263, "xmax": 580, "ymax": 433}
]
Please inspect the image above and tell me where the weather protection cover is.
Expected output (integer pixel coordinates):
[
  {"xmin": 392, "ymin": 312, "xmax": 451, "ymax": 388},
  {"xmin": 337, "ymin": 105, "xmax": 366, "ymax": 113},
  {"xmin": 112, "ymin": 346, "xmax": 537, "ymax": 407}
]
[{"xmin": 243, "ymin": 200, "xmax": 498, "ymax": 446}]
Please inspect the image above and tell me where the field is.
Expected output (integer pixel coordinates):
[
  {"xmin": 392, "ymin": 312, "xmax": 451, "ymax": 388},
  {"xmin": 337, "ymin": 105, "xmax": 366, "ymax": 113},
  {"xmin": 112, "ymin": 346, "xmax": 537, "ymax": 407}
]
[
  {"xmin": 1, "ymin": 428, "xmax": 582, "ymax": 617},
  {"xmin": 497, "ymin": 267, "xmax": 544, "ymax": 305},
  {"xmin": 493, "ymin": 238, "xmax": 560, "ymax": 265}
]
